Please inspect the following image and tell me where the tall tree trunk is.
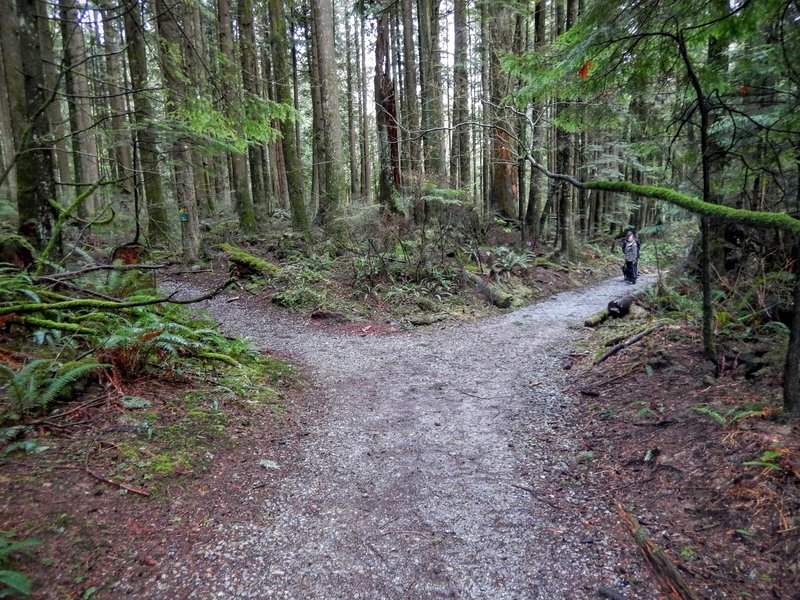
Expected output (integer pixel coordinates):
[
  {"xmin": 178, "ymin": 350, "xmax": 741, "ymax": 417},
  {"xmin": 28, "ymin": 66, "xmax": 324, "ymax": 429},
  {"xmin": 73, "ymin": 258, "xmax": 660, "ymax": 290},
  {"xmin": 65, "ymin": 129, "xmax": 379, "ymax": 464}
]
[
  {"xmin": 100, "ymin": 4, "xmax": 133, "ymax": 195},
  {"xmin": 0, "ymin": 33, "xmax": 16, "ymax": 204},
  {"xmin": 269, "ymin": 0, "xmax": 310, "ymax": 235},
  {"xmin": 181, "ymin": 0, "xmax": 211, "ymax": 215},
  {"xmin": 308, "ymin": 16, "xmax": 324, "ymax": 217},
  {"xmin": 15, "ymin": 0, "xmax": 58, "ymax": 249},
  {"xmin": 217, "ymin": 0, "xmax": 256, "ymax": 234},
  {"xmin": 417, "ymin": 0, "xmax": 445, "ymax": 180},
  {"xmin": 400, "ymin": 0, "xmax": 420, "ymax": 176},
  {"xmin": 556, "ymin": 0, "xmax": 577, "ymax": 259},
  {"xmin": 238, "ymin": 0, "xmax": 267, "ymax": 218},
  {"xmin": 488, "ymin": 3, "xmax": 517, "ymax": 218},
  {"xmin": 345, "ymin": 9, "xmax": 358, "ymax": 198},
  {"xmin": 154, "ymin": 0, "xmax": 200, "ymax": 261},
  {"xmin": 524, "ymin": 1, "xmax": 546, "ymax": 243},
  {"xmin": 36, "ymin": 7, "xmax": 70, "ymax": 204},
  {"xmin": 375, "ymin": 9, "xmax": 399, "ymax": 210},
  {"xmin": 450, "ymin": 0, "xmax": 470, "ymax": 189},
  {"xmin": 60, "ymin": 0, "xmax": 99, "ymax": 216},
  {"xmin": 311, "ymin": 0, "xmax": 347, "ymax": 227},
  {"xmin": 358, "ymin": 8, "xmax": 371, "ymax": 202},
  {"xmin": 123, "ymin": 0, "xmax": 170, "ymax": 246}
]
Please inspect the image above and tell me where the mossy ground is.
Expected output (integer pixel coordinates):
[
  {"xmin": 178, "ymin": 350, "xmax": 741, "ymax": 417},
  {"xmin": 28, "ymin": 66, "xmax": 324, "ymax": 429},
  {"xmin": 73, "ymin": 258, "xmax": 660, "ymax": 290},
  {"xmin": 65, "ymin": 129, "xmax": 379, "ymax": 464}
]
[{"xmin": 0, "ymin": 350, "xmax": 300, "ymax": 598}]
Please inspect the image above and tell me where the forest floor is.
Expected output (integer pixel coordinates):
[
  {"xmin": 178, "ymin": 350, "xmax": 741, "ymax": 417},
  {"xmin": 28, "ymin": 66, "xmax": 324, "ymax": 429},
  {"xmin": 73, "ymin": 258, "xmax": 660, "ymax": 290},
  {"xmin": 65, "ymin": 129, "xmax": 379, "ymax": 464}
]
[{"xmin": 2, "ymin": 260, "xmax": 798, "ymax": 599}]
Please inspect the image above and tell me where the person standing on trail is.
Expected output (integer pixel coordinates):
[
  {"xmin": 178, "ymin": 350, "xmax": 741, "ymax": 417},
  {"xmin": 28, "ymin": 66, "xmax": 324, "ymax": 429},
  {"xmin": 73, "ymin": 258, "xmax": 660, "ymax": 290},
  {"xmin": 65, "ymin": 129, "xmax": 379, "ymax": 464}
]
[{"xmin": 621, "ymin": 230, "xmax": 640, "ymax": 284}]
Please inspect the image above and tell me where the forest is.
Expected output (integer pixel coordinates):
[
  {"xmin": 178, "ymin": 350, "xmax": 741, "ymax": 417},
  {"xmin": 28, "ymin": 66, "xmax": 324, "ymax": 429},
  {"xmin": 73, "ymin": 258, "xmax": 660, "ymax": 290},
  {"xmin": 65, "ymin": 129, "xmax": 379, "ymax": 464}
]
[{"xmin": 0, "ymin": 0, "xmax": 799, "ymax": 597}]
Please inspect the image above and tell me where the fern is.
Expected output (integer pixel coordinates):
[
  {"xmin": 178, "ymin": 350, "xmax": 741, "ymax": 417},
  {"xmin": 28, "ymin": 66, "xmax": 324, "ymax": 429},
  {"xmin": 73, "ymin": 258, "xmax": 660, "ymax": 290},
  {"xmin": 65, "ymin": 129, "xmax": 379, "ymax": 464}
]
[
  {"xmin": 0, "ymin": 532, "xmax": 40, "ymax": 597},
  {"xmin": 0, "ymin": 359, "xmax": 106, "ymax": 413}
]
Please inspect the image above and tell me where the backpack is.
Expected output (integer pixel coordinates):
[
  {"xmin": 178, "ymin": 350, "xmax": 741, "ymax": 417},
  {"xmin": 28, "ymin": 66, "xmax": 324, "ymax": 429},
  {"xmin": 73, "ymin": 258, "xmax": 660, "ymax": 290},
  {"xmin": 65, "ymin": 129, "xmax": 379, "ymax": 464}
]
[{"xmin": 624, "ymin": 240, "xmax": 638, "ymax": 262}]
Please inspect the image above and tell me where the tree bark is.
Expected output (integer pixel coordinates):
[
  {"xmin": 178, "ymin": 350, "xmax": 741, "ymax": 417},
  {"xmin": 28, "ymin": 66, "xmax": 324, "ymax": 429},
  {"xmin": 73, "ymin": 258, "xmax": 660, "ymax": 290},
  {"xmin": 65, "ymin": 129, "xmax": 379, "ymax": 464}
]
[
  {"xmin": 154, "ymin": 0, "xmax": 200, "ymax": 261},
  {"xmin": 238, "ymin": 0, "xmax": 267, "ymax": 219},
  {"xmin": 100, "ymin": 4, "xmax": 134, "ymax": 195},
  {"xmin": 15, "ymin": 0, "xmax": 59, "ymax": 250},
  {"xmin": 36, "ymin": 7, "xmax": 70, "ymax": 204},
  {"xmin": 311, "ymin": 0, "xmax": 347, "ymax": 227},
  {"xmin": 0, "ymin": 0, "xmax": 21, "ymax": 203},
  {"xmin": 449, "ymin": 0, "xmax": 470, "ymax": 189},
  {"xmin": 358, "ymin": 8, "xmax": 371, "ymax": 202},
  {"xmin": 400, "ymin": 0, "xmax": 420, "ymax": 175},
  {"xmin": 217, "ymin": 0, "xmax": 256, "ymax": 234},
  {"xmin": 123, "ymin": 0, "xmax": 170, "ymax": 247},
  {"xmin": 375, "ymin": 10, "xmax": 400, "ymax": 210},
  {"xmin": 345, "ymin": 9, "xmax": 358, "ymax": 198},
  {"xmin": 60, "ymin": 0, "xmax": 100, "ymax": 216},
  {"xmin": 269, "ymin": 0, "xmax": 310, "ymax": 235},
  {"xmin": 417, "ymin": 0, "xmax": 445, "ymax": 181},
  {"xmin": 488, "ymin": 3, "xmax": 517, "ymax": 219}
]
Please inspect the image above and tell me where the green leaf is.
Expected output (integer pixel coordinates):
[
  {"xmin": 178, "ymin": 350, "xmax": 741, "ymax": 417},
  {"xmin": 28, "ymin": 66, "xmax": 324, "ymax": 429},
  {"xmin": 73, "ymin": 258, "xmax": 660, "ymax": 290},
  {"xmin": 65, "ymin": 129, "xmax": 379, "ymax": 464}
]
[{"xmin": 0, "ymin": 569, "xmax": 33, "ymax": 595}]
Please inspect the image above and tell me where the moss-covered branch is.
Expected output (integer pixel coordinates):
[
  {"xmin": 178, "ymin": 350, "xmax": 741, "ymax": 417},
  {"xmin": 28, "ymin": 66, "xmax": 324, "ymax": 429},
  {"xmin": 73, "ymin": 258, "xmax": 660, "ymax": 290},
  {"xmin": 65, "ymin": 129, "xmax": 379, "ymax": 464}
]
[
  {"xmin": 585, "ymin": 180, "xmax": 800, "ymax": 235},
  {"xmin": 10, "ymin": 316, "xmax": 95, "ymax": 334},
  {"xmin": 35, "ymin": 180, "xmax": 105, "ymax": 275},
  {"xmin": 0, "ymin": 278, "xmax": 236, "ymax": 316}
]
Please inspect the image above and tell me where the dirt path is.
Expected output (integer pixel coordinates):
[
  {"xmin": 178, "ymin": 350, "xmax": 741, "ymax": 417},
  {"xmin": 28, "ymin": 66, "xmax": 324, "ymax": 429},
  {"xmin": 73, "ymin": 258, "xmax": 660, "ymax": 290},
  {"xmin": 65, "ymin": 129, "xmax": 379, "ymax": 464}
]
[{"xmin": 128, "ymin": 275, "xmax": 659, "ymax": 599}]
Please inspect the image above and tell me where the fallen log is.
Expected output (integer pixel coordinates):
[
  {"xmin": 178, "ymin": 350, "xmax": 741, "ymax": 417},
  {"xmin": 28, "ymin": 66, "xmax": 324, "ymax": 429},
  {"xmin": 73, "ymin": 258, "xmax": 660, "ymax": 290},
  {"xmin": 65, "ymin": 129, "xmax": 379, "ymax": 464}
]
[
  {"xmin": 460, "ymin": 269, "xmax": 512, "ymax": 308},
  {"xmin": 594, "ymin": 322, "xmax": 667, "ymax": 364},
  {"xmin": 584, "ymin": 307, "xmax": 610, "ymax": 327},
  {"xmin": 616, "ymin": 502, "xmax": 700, "ymax": 600},
  {"xmin": 608, "ymin": 295, "xmax": 634, "ymax": 318}
]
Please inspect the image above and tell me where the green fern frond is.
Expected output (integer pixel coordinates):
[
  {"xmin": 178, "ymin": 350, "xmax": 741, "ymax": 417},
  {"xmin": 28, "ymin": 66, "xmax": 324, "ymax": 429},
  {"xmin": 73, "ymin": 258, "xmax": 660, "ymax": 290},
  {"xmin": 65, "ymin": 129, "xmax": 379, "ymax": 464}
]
[
  {"xmin": 36, "ymin": 361, "xmax": 106, "ymax": 409},
  {"xmin": 196, "ymin": 352, "xmax": 240, "ymax": 367}
]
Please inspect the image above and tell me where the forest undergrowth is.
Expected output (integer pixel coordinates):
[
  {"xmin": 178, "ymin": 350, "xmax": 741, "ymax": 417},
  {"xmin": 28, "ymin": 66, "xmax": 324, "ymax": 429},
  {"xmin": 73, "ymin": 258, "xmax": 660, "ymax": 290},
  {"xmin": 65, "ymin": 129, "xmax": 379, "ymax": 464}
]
[
  {"xmin": 0, "ymin": 215, "xmax": 796, "ymax": 598},
  {"xmin": 571, "ymin": 274, "xmax": 799, "ymax": 599}
]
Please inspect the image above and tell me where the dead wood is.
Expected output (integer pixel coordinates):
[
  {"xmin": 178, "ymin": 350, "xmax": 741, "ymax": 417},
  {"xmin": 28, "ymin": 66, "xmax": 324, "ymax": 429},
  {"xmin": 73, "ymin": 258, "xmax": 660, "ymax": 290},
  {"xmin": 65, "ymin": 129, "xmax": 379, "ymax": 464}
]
[
  {"xmin": 595, "ymin": 323, "xmax": 668, "ymax": 364},
  {"xmin": 38, "ymin": 262, "xmax": 170, "ymax": 282},
  {"xmin": 86, "ymin": 468, "xmax": 150, "ymax": 497},
  {"xmin": 585, "ymin": 308, "xmax": 610, "ymax": 327},
  {"xmin": 597, "ymin": 587, "xmax": 629, "ymax": 600},
  {"xmin": 616, "ymin": 502, "xmax": 700, "ymax": 600},
  {"xmin": 460, "ymin": 269, "xmax": 512, "ymax": 308},
  {"xmin": 608, "ymin": 295, "xmax": 635, "ymax": 318}
]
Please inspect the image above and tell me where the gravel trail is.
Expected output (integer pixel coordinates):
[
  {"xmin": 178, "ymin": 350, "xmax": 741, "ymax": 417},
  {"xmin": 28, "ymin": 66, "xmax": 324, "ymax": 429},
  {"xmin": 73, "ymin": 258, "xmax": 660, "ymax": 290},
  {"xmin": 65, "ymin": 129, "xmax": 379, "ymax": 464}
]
[{"xmin": 132, "ymin": 275, "xmax": 657, "ymax": 599}]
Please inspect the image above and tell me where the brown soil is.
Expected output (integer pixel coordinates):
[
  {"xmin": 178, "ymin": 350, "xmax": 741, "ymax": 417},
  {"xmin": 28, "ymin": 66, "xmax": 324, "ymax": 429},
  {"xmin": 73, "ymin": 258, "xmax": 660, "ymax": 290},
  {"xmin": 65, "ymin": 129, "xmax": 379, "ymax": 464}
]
[
  {"xmin": 0, "ymin": 366, "xmax": 306, "ymax": 599},
  {"xmin": 568, "ymin": 326, "xmax": 800, "ymax": 599}
]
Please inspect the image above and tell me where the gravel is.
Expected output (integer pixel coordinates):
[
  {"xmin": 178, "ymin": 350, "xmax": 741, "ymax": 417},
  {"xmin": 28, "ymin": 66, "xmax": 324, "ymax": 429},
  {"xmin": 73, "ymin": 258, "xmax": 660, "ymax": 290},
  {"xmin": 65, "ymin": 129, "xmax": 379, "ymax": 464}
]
[{"xmin": 120, "ymin": 274, "xmax": 659, "ymax": 599}]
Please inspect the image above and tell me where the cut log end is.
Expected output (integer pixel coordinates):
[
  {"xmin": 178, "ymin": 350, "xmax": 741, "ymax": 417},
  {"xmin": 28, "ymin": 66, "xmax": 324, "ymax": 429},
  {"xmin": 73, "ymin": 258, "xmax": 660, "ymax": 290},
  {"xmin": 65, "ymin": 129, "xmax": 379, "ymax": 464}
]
[{"xmin": 608, "ymin": 295, "xmax": 634, "ymax": 318}]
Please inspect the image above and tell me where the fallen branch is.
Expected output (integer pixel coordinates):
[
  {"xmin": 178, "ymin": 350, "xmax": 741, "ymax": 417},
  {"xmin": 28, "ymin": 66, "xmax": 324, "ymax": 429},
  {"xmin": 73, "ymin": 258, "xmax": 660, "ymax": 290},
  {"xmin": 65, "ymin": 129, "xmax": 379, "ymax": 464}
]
[
  {"xmin": 616, "ymin": 502, "xmax": 700, "ymax": 600},
  {"xmin": 595, "ymin": 322, "xmax": 669, "ymax": 364},
  {"xmin": 85, "ymin": 468, "xmax": 150, "ymax": 497},
  {"xmin": 38, "ymin": 262, "xmax": 171, "ymax": 282},
  {"xmin": 460, "ymin": 269, "xmax": 512, "ymax": 308},
  {"xmin": 0, "ymin": 278, "xmax": 237, "ymax": 316}
]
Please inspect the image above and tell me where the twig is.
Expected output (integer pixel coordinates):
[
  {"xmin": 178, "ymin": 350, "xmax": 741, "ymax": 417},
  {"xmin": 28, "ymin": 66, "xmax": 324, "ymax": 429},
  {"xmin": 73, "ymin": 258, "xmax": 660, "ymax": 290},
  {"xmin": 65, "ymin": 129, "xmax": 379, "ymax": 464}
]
[
  {"xmin": 508, "ymin": 483, "xmax": 564, "ymax": 510},
  {"xmin": 85, "ymin": 468, "xmax": 150, "ymax": 497},
  {"xmin": 38, "ymin": 262, "xmax": 172, "ymax": 282},
  {"xmin": 37, "ymin": 276, "xmax": 122, "ymax": 302},
  {"xmin": 26, "ymin": 396, "xmax": 106, "ymax": 425}
]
